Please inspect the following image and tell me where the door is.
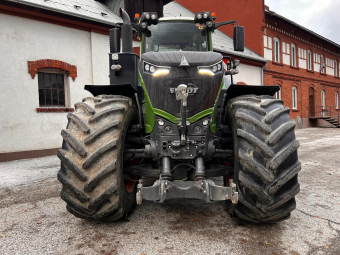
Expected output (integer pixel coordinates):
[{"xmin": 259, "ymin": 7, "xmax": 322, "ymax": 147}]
[{"xmin": 309, "ymin": 87, "xmax": 315, "ymax": 117}]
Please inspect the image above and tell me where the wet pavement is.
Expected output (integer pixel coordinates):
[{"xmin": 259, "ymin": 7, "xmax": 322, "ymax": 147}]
[{"xmin": 0, "ymin": 128, "xmax": 340, "ymax": 255}]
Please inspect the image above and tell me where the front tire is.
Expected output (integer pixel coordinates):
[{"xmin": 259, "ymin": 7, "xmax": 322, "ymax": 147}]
[
  {"xmin": 57, "ymin": 95, "xmax": 137, "ymax": 221},
  {"xmin": 227, "ymin": 95, "xmax": 301, "ymax": 223}
]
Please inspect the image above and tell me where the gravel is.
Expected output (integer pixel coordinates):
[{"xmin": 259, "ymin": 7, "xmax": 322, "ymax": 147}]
[{"xmin": 0, "ymin": 128, "xmax": 340, "ymax": 255}]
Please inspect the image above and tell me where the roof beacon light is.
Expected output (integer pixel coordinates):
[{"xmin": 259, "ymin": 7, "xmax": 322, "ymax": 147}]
[{"xmin": 135, "ymin": 13, "xmax": 140, "ymax": 18}]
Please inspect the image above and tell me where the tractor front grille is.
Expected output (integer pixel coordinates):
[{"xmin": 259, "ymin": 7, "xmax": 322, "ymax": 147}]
[{"xmin": 142, "ymin": 67, "xmax": 223, "ymax": 118}]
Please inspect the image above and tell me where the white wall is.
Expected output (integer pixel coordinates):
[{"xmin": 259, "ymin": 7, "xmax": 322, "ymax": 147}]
[
  {"xmin": 0, "ymin": 14, "xmax": 112, "ymax": 153},
  {"xmin": 236, "ymin": 64, "xmax": 262, "ymax": 85}
]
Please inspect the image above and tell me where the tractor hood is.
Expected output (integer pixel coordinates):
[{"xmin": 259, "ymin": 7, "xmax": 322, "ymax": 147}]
[
  {"xmin": 140, "ymin": 51, "xmax": 224, "ymax": 120},
  {"xmin": 141, "ymin": 51, "xmax": 223, "ymax": 67}
]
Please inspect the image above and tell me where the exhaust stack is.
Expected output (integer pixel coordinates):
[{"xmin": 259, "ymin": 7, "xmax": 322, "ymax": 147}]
[{"xmin": 119, "ymin": 8, "xmax": 133, "ymax": 53}]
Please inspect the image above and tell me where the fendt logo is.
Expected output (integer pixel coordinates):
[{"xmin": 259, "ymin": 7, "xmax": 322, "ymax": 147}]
[{"xmin": 169, "ymin": 83, "xmax": 199, "ymax": 95}]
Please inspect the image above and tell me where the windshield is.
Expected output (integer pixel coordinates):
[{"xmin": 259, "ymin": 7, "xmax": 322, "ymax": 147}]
[{"xmin": 145, "ymin": 21, "xmax": 208, "ymax": 53}]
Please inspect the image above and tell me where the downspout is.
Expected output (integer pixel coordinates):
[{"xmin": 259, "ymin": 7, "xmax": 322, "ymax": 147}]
[{"xmin": 261, "ymin": 60, "xmax": 269, "ymax": 85}]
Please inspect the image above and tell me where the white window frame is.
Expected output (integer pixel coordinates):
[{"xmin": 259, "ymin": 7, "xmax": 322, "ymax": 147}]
[
  {"xmin": 308, "ymin": 50, "xmax": 313, "ymax": 70},
  {"xmin": 335, "ymin": 60, "xmax": 338, "ymax": 77},
  {"xmin": 273, "ymin": 37, "xmax": 280, "ymax": 62},
  {"xmin": 291, "ymin": 44, "xmax": 297, "ymax": 67},
  {"xmin": 321, "ymin": 90, "xmax": 326, "ymax": 109},
  {"xmin": 292, "ymin": 86, "xmax": 297, "ymax": 109},
  {"xmin": 275, "ymin": 85, "xmax": 281, "ymax": 99},
  {"xmin": 321, "ymin": 55, "xmax": 325, "ymax": 73},
  {"xmin": 336, "ymin": 91, "xmax": 339, "ymax": 109}
]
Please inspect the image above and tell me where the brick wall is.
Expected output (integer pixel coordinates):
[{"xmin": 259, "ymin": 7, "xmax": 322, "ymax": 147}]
[
  {"xmin": 263, "ymin": 14, "xmax": 340, "ymax": 119},
  {"xmin": 175, "ymin": 0, "xmax": 265, "ymax": 55}
]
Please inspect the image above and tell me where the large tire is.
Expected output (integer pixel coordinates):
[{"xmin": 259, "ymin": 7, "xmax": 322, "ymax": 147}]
[
  {"xmin": 227, "ymin": 95, "xmax": 301, "ymax": 223},
  {"xmin": 57, "ymin": 95, "xmax": 138, "ymax": 221}
]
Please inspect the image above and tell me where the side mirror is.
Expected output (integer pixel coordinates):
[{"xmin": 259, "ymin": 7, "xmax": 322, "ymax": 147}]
[{"xmin": 233, "ymin": 26, "xmax": 245, "ymax": 52}]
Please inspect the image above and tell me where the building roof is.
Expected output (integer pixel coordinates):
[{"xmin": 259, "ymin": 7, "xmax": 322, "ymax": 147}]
[
  {"xmin": 265, "ymin": 9, "xmax": 340, "ymax": 49},
  {"xmin": 6, "ymin": 0, "xmax": 266, "ymax": 63},
  {"xmin": 6, "ymin": 0, "xmax": 122, "ymax": 25},
  {"xmin": 164, "ymin": 2, "xmax": 267, "ymax": 63}
]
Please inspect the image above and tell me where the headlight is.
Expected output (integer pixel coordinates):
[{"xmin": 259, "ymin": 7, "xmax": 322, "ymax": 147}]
[
  {"xmin": 197, "ymin": 61, "xmax": 223, "ymax": 76},
  {"xmin": 144, "ymin": 61, "xmax": 171, "ymax": 77}
]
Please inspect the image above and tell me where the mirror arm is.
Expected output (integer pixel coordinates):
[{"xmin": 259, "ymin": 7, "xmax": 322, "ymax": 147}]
[{"xmin": 214, "ymin": 20, "xmax": 239, "ymax": 29}]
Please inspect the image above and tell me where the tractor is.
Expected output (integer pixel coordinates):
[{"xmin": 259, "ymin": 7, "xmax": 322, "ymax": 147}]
[{"xmin": 57, "ymin": 9, "xmax": 300, "ymax": 223}]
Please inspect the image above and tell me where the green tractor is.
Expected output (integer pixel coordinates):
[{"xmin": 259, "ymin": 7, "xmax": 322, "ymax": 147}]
[{"xmin": 57, "ymin": 9, "xmax": 300, "ymax": 223}]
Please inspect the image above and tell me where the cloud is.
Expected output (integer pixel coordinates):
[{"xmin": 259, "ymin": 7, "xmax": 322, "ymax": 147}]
[{"xmin": 265, "ymin": 0, "xmax": 340, "ymax": 45}]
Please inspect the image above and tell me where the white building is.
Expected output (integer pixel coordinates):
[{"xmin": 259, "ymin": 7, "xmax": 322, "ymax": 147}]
[{"xmin": 0, "ymin": 0, "xmax": 266, "ymax": 161}]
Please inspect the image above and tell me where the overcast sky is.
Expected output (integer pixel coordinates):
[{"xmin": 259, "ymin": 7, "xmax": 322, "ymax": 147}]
[{"xmin": 265, "ymin": 0, "xmax": 340, "ymax": 45}]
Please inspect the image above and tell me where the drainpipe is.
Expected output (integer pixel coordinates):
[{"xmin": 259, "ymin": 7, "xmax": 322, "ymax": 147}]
[{"xmin": 261, "ymin": 60, "xmax": 269, "ymax": 85}]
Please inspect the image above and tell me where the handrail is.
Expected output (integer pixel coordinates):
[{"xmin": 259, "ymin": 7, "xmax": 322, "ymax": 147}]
[{"xmin": 315, "ymin": 106, "xmax": 340, "ymax": 123}]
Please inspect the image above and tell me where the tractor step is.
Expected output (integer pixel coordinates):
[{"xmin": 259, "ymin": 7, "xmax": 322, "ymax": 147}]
[{"xmin": 136, "ymin": 179, "xmax": 238, "ymax": 204}]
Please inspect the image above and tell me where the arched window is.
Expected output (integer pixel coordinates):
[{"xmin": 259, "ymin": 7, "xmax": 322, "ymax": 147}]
[
  {"xmin": 308, "ymin": 50, "xmax": 313, "ymax": 70},
  {"xmin": 273, "ymin": 37, "xmax": 280, "ymax": 62},
  {"xmin": 275, "ymin": 85, "xmax": 281, "ymax": 99},
  {"xmin": 292, "ymin": 86, "xmax": 297, "ymax": 109},
  {"xmin": 336, "ymin": 91, "xmax": 339, "ymax": 109},
  {"xmin": 321, "ymin": 90, "xmax": 326, "ymax": 109},
  {"xmin": 291, "ymin": 44, "xmax": 297, "ymax": 67},
  {"xmin": 320, "ymin": 54, "xmax": 325, "ymax": 73},
  {"xmin": 335, "ymin": 60, "xmax": 338, "ymax": 77}
]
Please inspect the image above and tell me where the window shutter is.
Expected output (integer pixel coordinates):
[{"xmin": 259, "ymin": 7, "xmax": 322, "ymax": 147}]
[
  {"xmin": 282, "ymin": 42, "xmax": 286, "ymax": 53},
  {"xmin": 268, "ymin": 37, "xmax": 272, "ymax": 49},
  {"xmin": 263, "ymin": 35, "xmax": 268, "ymax": 47}
]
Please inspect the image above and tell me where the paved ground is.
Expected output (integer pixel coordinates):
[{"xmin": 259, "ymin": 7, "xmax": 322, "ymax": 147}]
[{"xmin": 0, "ymin": 128, "xmax": 340, "ymax": 255}]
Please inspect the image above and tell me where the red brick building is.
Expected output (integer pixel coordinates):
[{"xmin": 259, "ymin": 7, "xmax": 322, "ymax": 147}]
[{"xmin": 175, "ymin": 0, "xmax": 340, "ymax": 126}]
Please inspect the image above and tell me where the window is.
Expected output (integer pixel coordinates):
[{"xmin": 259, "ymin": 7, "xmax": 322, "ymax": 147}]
[
  {"xmin": 38, "ymin": 72, "xmax": 65, "ymax": 106},
  {"xmin": 336, "ymin": 92, "xmax": 339, "ymax": 109},
  {"xmin": 274, "ymin": 85, "xmax": 281, "ymax": 99},
  {"xmin": 292, "ymin": 86, "xmax": 297, "ymax": 109},
  {"xmin": 308, "ymin": 50, "xmax": 313, "ymax": 70},
  {"xmin": 146, "ymin": 22, "xmax": 208, "ymax": 52},
  {"xmin": 335, "ymin": 60, "xmax": 338, "ymax": 77},
  {"xmin": 321, "ymin": 54, "xmax": 325, "ymax": 73},
  {"xmin": 273, "ymin": 37, "xmax": 280, "ymax": 62},
  {"xmin": 291, "ymin": 44, "xmax": 297, "ymax": 67},
  {"xmin": 321, "ymin": 90, "xmax": 326, "ymax": 109}
]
